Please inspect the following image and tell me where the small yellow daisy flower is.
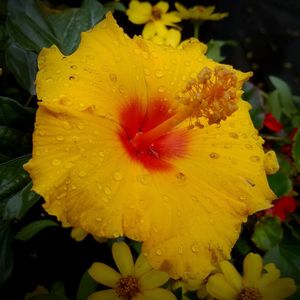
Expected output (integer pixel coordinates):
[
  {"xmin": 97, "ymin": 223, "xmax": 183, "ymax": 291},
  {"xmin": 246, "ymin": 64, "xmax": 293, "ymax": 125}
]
[
  {"xmin": 88, "ymin": 242, "xmax": 176, "ymax": 300},
  {"xmin": 206, "ymin": 253, "xmax": 296, "ymax": 300},
  {"xmin": 175, "ymin": 3, "xmax": 228, "ymax": 21},
  {"xmin": 126, "ymin": 0, "xmax": 181, "ymax": 39},
  {"xmin": 150, "ymin": 28, "xmax": 181, "ymax": 48}
]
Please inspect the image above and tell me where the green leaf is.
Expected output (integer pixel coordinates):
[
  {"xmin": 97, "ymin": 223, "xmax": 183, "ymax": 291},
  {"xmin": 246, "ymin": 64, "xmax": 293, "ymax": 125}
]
[
  {"xmin": 292, "ymin": 129, "xmax": 300, "ymax": 171},
  {"xmin": 268, "ymin": 171, "xmax": 292, "ymax": 197},
  {"xmin": 266, "ymin": 90, "xmax": 281, "ymax": 120},
  {"xmin": 0, "ymin": 96, "xmax": 35, "ymax": 131},
  {"xmin": 234, "ymin": 237, "xmax": 252, "ymax": 255},
  {"xmin": 5, "ymin": 42, "xmax": 37, "ymax": 95},
  {"xmin": 269, "ymin": 76, "xmax": 296, "ymax": 118},
  {"xmin": 3, "ymin": 182, "xmax": 40, "ymax": 220},
  {"xmin": 0, "ymin": 126, "xmax": 32, "ymax": 157},
  {"xmin": 15, "ymin": 220, "xmax": 58, "ymax": 241},
  {"xmin": 76, "ymin": 270, "xmax": 98, "ymax": 300},
  {"xmin": 292, "ymin": 116, "xmax": 300, "ymax": 128},
  {"xmin": 252, "ymin": 216, "xmax": 283, "ymax": 251},
  {"xmin": 0, "ymin": 155, "xmax": 31, "ymax": 203},
  {"xmin": 104, "ymin": 1, "xmax": 126, "ymax": 12},
  {"xmin": 264, "ymin": 244, "xmax": 300, "ymax": 284},
  {"xmin": 7, "ymin": 0, "xmax": 105, "ymax": 55},
  {"xmin": 206, "ymin": 40, "xmax": 235, "ymax": 62},
  {"xmin": 50, "ymin": 282, "xmax": 69, "ymax": 300},
  {"xmin": 0, "ymin": 221, "xmax": 14, "ymax": 288}
]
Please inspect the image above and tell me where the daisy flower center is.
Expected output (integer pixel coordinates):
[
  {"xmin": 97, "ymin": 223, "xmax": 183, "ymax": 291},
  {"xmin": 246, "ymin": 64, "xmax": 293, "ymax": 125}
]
[
  {"xmin": 237, "ymin": 287, "xmax": 262, "ymax": 300},
  {"xmin": 115, "ymin": 275, "xmax": 140, "ymax": 299},
  {"xmin": 151, "ymin": 6, "xmax": 162, "ymax": 20}
]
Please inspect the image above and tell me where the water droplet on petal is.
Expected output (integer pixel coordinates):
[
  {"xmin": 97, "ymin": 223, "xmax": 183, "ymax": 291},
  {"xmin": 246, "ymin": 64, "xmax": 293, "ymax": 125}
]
[
  {"xmin": 39, "ymin": 129, "xmax": 46, "ymax": 136},
  {"xmin": 64, "ymin": 162, "xmax": 74, "ymax": 169},
  {"xmin": 191, "ymin": 243, "xmax": 200, "ymax": 253},
  {"xmin": 155, "ymin": 70, "xmax": 164, "ymax": 78},
  {"xmin": 96, "ymin": 217, "xmax": 102, "ymax": 222},
  {"xmin": 79, "ymin": 171, "xmax": 87, "ymax": 177},
  {"xmin": 104, "ymin": 186, "xmax": 111, "ymax": 195},
  {"xmin": 56, "ymin": 135, "xmax": 64, "ymax": 141},
  {"xmin": 209, "ymin": 152, "xmax": 219, "ymax": 159},
  {"xmin": 250, "ymin": 155, "xmax": 260, "ymax": 162},
  {"xmin": 176, "ymin": 172, "xmax": 186, "ymax": 181},
  {"xmin": 109, "ymin": 73, "xmax": 117, "ymax": 82},
  {"xmin": 52, "ymin": 159, "xmax": 61, "ymax": 166},
  {"xmin": 239, "ymin": 195, "xmax": 247, "ymax": 201},
  {"xmin": 245, "ymin": 144, "xmax": 253, "ymax": 149},
  {"xmin": 155, "ymin": 248, "xmax": 162, "ymax": 256},
  {"xmin": 113, "ymin": 172, "xmax": 123, "ymax": 181},
  {"xmin": 162, "ymin": 195, "xmax": 169, "ymax": 203},
  {"xmin": 137, "ymin": 174, "xmax": 150, "ymax": 185},
  {"xmin": 158, "ymin": 86, "xmax": 165, "ymax": 93},
  {"xmin": 229, "ymin": 132, "xmax": 239, "ymax": 139},
  {"xmin": 178, "ymin": 246, "xmax": 183, "ymax": 255}
]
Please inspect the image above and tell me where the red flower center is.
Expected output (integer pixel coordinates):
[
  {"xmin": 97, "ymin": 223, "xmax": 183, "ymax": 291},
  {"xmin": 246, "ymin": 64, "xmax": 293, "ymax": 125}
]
[{"xmin": 118, "ymin": 99, "xmax": 190, "ymax": 171}]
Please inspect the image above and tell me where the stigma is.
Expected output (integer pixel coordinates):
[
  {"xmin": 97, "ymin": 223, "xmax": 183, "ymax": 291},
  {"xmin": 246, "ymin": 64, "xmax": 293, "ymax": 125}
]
[{"xmin": 180, "ymin": 66, "xmax": 240, "ymax": 126}]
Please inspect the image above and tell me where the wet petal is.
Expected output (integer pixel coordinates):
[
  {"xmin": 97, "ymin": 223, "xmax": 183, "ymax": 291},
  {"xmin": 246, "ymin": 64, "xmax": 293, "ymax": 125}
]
[
  {"xmin": 88, "ymin": 263, "xmax": 121, "ymax": 287},
  {"xmin": 112, "ymin": 242, "xmax": 135, "ymax": 276}
]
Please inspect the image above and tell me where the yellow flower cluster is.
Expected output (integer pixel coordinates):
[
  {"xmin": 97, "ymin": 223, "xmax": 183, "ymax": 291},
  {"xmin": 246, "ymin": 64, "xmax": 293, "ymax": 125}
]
[{"xmin": 127, "ymin": 1, "xmax": 181, "ymax": 47}]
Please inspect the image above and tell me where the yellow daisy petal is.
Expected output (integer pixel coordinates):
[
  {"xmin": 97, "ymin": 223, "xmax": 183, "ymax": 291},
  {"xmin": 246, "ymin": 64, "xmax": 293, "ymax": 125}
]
[
  {"xmin": 142, "ymin": 22, "xmax": 156, "ymax": 39},
  {"xmin": 88, "ymin": 289, "xmax": 118, "ymax": 300},
  {"xmin": 139, "ymin": 270, "xmax": 169, "ymax": 289},
  {"xmin": 219, "ymin": 260, "xmax": 242, "ymax": 291},
  {"xmin": 206, "ymin": 273, "xmax": 239, "ymax": 300},
  {"xmin": 243, "ymin": 253, "xmax": 263, "ymax": 287},
  {"xmin": 260, "ymin": 278, "xmax": 297, "ymax": 299},
  {"xmin": 264, "ymin": 150, "xmax": 279, "ymax": 175},
  {"xmin": 140, "ymin": 288, "xmax": 177, "ymax": 300},
  {"xmin": 257, "ymin": 263, "xmax": 280, "ymax": 290},
  {"xmin": 127, "ymin": 0, "xmax": 152, "ymax": 24},
  {"xmin": 88, "ymin": 263, "xmax": 121, "ymax": 287},
  {"xmin": 112, "ymin": 242, "xmax": 135, "ymax": 276},
  {"xmin": 161, "ymin": 12, "xmax": 181, "ymax": 24},
  {"xmin": 134, "ymin": 254, "xmax": 152, "ymax": 278},
  {"xmin": 155, "ymin": 1, "xmax": 169, "ymax": 14}
]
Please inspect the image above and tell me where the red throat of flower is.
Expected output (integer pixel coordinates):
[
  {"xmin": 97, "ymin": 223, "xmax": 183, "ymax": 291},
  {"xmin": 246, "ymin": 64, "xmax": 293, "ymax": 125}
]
[
  {"xmin": 118, "ymin": 66, "xmax": 240, "ymax": 171},
  {"xmin": 118, "ymin": 99, "xmax": 190, "ymax": 171}
]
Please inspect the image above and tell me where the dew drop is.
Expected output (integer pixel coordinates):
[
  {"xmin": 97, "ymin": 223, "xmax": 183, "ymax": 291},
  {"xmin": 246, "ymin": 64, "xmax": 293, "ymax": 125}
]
[
  {"xmin": 96, "ymin": 217, "xmax": 102, "ymax": 222},
  {"xmin": 209, "ymin": 152, "xmax": 219, "ymax": 159},
  {"xmin": 56, "ymin": 135, "xmax": 64, "ymax": 141},
  {"xmin": 102, "ymin": 196, "xmax": 109, "ymax": 203},
  {"xmin": 144, "ymin": 68, "xmax": 151, "ymax": 76},
  {"xmin": 45, "ymin": 78, "xmax": 53, "ymax": 83},
  {"xmin": 155, "ymin": 69, "xmax": 164, "ymax": 78},
  {"xmin": 56, "ymin": 192, "xmax": 67, "ymax": 200},
  {"xmin": 69, "ymin": 75, "xmax": 77, "ymax": 81},
  {"xmin": 155, "ymin": 248, "xmax": 162, "ymax": 256},
  {"xmin": 245, "ymin": 144, "xmax": 253, "ymax": 149},
  {"xmin": 137, "ymin": 174, "xmax": 150, "ymax": 185},
  {"xmin": 64, "ymin": 162, "xmax": 74, "ymax": 169},
  {"xmin": 178, "ymin": 246, "xmax": 183, "ymax": 255},
  {"xmin": 39, "ymin": 129, "xmax": 46, "ymax": 136},
  {"xmin": 250, "ymin": 155, "xmax": 260, "ymax": 162},
  {"xmin": 229, "ymin": 132, "xmax": 239, "ymax": 139},
  {"xmin": 52, "ymin": 159, "xmax": 61, "ymax": 166},
  {"xmin": 176, "ymin": 172, "xmax": 186, "ymax": 181},
  {"xmin": 113, "ymin": 231, "xmax": 119, "ymax": 238},
  {"xmin": 109, "ymin": 73, "xmax": 117, "ymax": 82},
  {"xmin": 99, "ymin": 152, "xmax": 105, "ymax": 157},
  {"xmin": 239, "ymin": 195, "xmax": 247, "ymax": 201},
  {"xmin": 113, "ymin": 172, "xmax": 123, "ymax": 181},
  {"xmin": 162, "ymin": 195, "xmax": 169, "ymax": 203},
  {"xmin": 191, "ymin": 196, "xmax": 199, "ymax": 203},
  {"xmin": 191, "ymin": 243, "xmax": 200, "ymax": 253},
  {"xmin": 77, "ymin": 124, "xmax": 85, "ymax": 130},
  {"xmin": 71, "ymin": 185, "xmax": 77, "ymax": 190},
  {"xmin": 224, "ymin": 144, "xmax": 231, "ymax": 149},
  {"xmin": 79, "ymin": 171, "xmax": 87, "ymax": 177},
  {"xmin": 104, "ymin": 186, "xmax": 111, "ymax": 195},
  {"xmin": 70, "ymin": 65, "xmax": 77, "ymax": 69},
  {"xmin": 158, "ymin": 86, "xmax": 165, "ymax": 93}
]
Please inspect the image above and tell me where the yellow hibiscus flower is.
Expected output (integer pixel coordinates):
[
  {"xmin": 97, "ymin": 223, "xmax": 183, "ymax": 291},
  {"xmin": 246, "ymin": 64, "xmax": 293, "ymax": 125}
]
[
  {"xmin": 88, "ymin": 242, "xmax": 175, "ymax": 300},
  {"xmin": 206, "ymin": 253, "xmax": 296, "ymax": 300},
  {"xmin": 126, "ymin": 1, "xmax": 181, "ymax": 39},
  {"xmin": 24, "ymin": 13, "xmax": 276, "ymax": 280},
  {"xmin": 175, "ymin": 3, "xmax": 228, "ymax": 21}
]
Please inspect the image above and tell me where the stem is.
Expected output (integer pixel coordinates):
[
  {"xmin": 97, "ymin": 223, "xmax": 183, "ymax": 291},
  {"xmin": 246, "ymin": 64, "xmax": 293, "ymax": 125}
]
[
  {"xmin": 132, "ymin": 105, "xmax": 192, "ymax": 150},
  {"xmin": 193, "ymin": 21, "xmax": 202, "ymax": 39}
]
